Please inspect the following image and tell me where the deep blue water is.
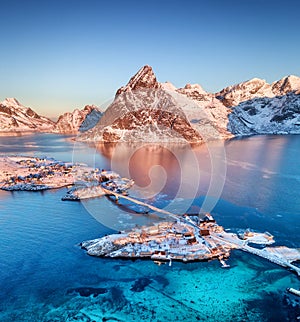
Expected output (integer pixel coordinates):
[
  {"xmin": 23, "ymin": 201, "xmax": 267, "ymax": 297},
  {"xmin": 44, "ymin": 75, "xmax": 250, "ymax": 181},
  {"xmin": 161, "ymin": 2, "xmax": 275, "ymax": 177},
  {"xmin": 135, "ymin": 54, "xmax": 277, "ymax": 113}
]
[{"xmin": 0, "ymin": 133, "xmax": 299, "ymax": 321}]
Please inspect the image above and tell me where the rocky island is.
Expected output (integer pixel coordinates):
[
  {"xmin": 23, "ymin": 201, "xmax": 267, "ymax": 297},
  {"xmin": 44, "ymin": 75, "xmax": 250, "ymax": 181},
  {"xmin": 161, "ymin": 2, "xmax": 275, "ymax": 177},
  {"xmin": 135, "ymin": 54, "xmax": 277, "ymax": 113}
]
[{"xmin": 82, "ymin": 205, "xmax": 300, "ymax": 276}]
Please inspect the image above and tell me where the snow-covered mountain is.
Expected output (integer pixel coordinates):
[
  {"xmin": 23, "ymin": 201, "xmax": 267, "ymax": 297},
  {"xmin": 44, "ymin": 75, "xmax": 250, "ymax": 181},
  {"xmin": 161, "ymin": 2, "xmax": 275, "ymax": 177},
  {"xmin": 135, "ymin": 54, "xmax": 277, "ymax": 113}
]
[
  {"xmin": 228, "ymin": 92, "xmax": 300, "ymax": 135},
  {"xmin": 219, "ymin": 75, "xmax": 300, "ymax": 136},
  {"xmin": 81, "ymin": 66, "xmax": 229, "ymax": 143},
  {"xmin": 81, "ymin": 66, "xmax": 300, "ymax": 143},
  {"xmin": 216, "ymin": 75, "xmax": 300, "ymax": 107},
  {"xmin": 216, "ymin": 78, "xmax": 274, "ymax": 107},
  {"xmin": 0, "ymin": 98, "xmax": 55, "ymax": 132},
  {"xmin": 54, "ymin": 105, "xmax": 102, "ymax": 133},
  {"xmin": 173, "ymin": 83, "xmax": 231, "ymax": 140},
  {"xmin": 2, "ymin": 69, "xmax": 299, "ymax": 140},
  {"xmin": 0, "ymin": 99, "xmax": 103, "ymax": 134},
  {"xmin": 271, "ymin": 75, "xmax": 300, "ymax": 96}
]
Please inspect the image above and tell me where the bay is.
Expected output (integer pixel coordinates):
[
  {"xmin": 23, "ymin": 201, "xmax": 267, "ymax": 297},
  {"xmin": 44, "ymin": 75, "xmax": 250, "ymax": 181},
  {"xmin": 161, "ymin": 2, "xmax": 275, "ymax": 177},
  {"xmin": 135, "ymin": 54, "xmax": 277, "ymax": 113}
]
[{"xmin": 0, "ymin": 133, "xmax": 299, "ymax": 321}]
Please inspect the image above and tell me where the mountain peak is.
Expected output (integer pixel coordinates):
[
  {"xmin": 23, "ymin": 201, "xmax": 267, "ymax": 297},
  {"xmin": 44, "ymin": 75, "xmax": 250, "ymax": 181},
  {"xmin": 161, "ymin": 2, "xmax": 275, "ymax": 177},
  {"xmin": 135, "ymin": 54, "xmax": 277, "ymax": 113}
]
[
  {"xmin": 116, "ymin": 65, "xmax": 160, "ymax": 95},
  {"xmin": 0, "ymin": 98, "xmax": 55, "ymax": 131},
  {"xmin": 161, "ymin": 81, "xmax": 177, "ymax": 91},
  {"xmin": 1, "ymin": 98, "xmax": 22, "ymax": 107},
  {"xmin": 272, "ymin": 75, "xmax": 300, "ymax": 95},
  {"xmin": 54, "ymin": 105, "xmax": 102, "ymax": 133},
  {"xmin": 183, "ymin": 83, "xmax": 207, "ymax": 94}
]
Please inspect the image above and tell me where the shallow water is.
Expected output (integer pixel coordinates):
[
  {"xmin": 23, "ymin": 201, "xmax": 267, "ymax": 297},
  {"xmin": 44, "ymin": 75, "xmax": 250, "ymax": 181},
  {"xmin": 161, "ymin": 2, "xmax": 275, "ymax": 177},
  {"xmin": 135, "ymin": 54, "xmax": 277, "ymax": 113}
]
[{"xmin": 0, "ymin": 133, "xmax": 299, "ymax": 321}]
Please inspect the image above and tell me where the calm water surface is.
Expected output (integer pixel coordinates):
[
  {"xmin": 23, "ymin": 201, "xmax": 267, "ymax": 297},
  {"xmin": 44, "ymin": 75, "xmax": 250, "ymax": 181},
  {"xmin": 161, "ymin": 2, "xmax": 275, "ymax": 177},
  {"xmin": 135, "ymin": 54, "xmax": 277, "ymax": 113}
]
[{"xmin": 0, "ymin": 133, "xmax": 299, "ymax": 321}]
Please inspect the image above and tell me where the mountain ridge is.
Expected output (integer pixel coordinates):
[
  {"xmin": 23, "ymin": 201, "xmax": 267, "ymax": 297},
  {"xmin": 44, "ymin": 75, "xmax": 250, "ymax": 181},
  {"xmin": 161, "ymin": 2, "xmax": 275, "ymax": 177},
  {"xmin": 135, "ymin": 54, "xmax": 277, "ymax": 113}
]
[
  {"xmin": 81, "ymin": 66, "xmax": 300, "ymax": 142},
  {"xmin": 0, "ymin": 98, "xmax": 55, "ymax": 132},
  {"xmin": 0, "ymin": 99, "xmax": 102, "ymax": 133},
  {"xmin": 1, "ymin": 66, "xmax": 300, "ymax": 141}
]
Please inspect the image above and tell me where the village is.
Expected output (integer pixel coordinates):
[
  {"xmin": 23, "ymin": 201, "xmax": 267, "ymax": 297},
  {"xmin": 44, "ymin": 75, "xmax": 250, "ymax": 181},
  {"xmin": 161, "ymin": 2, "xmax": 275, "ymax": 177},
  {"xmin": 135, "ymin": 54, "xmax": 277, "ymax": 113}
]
[
  {"xmin": 81, "ymin": 213, "xmax": 277, "ymax": 265},
  {"xmin": 0, "ymin": 156, "xmax": 134, "ymax": 195},
  {"xmin": 0, "ymin": 156, "xmax": 82, "ymax": 191},
  {"xmin": 81, "ymin": 191, "xmax": 300, "ymax": 278}
]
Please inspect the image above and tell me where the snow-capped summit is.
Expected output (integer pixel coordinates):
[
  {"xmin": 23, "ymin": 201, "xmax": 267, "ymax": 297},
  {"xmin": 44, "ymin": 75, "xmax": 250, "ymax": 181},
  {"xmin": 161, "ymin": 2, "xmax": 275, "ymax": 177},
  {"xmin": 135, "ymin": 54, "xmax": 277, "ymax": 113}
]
[
  {"xmin": 54, "ymin": 105, "xmax": 102, "ymax": 133},
  {"xmin": 81, "ymin": 66, "xmax": 205, "ymax": 143},
  {"xmin": 116, "ymin": 65, "xmax": 160, "ymax": 96},
  {"xmin": 2, "ymin": 98, "xmax": 22, "ymax": 107},
  {"xmin": 183, "ymin": 83, "xmax": 207, "ymax": 94},
  {"xmin": 176, "ymin": 83, "xmax": 211, "ymax": 102},
  {"xmin": 216, "ymin": 78, "xmax": 274, "ymax": 107},
  {"xmin": 271, "ymin": 75, "xmax": 300, "ymax": 96},
  {"xmin": 216, "ymin": 75, "xmax": 300, "ymax": 107},
  {"xmin": 0, "ymin": 98, "xmax": 55, "ymax": 132},
  {"xmin": 0, "ymin": 97, "xmax": 103, "ymax": 134},
  {"xmin": 218, "ymin": 75, "xmax": 300, "ymax": 136},
  {"xmin": 161, "ymin": 81, "xmax": 177, "ymax": 92}
]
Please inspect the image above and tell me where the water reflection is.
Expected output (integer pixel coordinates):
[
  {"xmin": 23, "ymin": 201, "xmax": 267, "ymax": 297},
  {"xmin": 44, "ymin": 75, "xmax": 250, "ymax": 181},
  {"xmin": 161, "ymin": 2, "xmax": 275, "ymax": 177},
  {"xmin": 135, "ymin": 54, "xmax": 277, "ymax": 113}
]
[
  {"xmin": 96, "ymin": 143, "xmax": 197, "ymax": 200},
  {"xmin": 93, "ymin": 136, "xmax": 300, "ymax": 218},
  {"xmin": 223, "ymin": 135, "xmax": 300, "ymax": 214},
  {"xmin": 0, "ymin": 133, "xmax": 299, "ymax": 224}
]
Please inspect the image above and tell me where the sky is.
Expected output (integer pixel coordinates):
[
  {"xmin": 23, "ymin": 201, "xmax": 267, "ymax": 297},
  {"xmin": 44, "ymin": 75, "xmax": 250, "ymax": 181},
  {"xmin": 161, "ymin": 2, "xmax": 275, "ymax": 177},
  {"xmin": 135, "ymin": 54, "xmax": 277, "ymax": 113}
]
[{"xmin": 0, "ymin": 0, "xmax": 300, "ymax": 118}]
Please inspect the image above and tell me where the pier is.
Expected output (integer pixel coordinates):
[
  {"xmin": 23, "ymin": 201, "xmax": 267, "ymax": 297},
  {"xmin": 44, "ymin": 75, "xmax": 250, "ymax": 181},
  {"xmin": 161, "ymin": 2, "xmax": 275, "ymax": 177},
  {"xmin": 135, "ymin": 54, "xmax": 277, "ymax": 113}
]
[
  {"xmin": 210, "ymin": 231, "xmax": 300, "ymax": 276},
  {"xmin": 102, "ymin": 188, "xmax": 201, "ymax": 231}
]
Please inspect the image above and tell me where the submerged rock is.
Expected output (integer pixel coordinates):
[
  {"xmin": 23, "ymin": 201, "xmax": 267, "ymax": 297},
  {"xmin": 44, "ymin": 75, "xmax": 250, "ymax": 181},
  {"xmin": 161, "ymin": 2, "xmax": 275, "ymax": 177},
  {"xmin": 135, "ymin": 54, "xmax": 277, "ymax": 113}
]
[
  {"xmin": 67, "ymin": 287, "xmax": 107, "ymax": 297},
  {"xmin": 130, "ymin": 277, "xmax": 152, "ymax": 292}
]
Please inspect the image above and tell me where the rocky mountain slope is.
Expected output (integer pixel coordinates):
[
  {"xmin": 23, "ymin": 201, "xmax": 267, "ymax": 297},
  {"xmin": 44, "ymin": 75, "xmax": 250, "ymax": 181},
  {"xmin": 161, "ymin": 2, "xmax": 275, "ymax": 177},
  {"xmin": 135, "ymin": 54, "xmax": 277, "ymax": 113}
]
[
  {"xmin": 81, "ymin": 66, "xmax": 300, "ymax": 143},
  {"xmin": 0, "ymin": 99, "xmax": 102, "ymax": 134},
  {"xmin": 54, "ymin": 105, "xmax": 102, "ymax": 133},
  {"xmin": 0, "ymin": 98, "xmax": 55, "ymax": 132},
  {"xmin": 216, "ymin": 75, "xmax": 300, "ymax": 107},
  {"xmin": 228, "ymin": 92, "xmax": 300, "ymax": 135},
  {"xmin": 219, "ymin": 75, "xmax": 300, "ymax": 136},
  {"xmin": 81, "ymin": 66, "xmax": 230, "ymax": 142}
]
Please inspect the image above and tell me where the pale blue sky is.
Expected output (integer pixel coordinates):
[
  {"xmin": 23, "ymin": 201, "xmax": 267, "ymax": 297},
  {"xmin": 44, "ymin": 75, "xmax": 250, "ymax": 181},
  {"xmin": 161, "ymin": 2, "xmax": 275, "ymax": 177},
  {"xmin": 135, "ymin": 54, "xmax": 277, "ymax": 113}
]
[{"xmin": 0, "ymin": 0, "xmax": 299, "ymax": 118}]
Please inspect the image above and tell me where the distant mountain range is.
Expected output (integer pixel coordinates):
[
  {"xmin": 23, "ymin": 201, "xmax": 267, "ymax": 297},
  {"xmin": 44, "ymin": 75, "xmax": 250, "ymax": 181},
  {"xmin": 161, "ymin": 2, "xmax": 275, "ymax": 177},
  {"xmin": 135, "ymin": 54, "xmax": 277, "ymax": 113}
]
[
  {"xmin": 1, "ymin": 66, "xmax": 300, "ymax": 141},
  {"xmin": 0, "ymin": 98, "xmax": 102, "ymax": 133},
  {"xmin": 0, "ymin": 98, "xmax": 55, "ymax": 132},
  {"xmin": 54, "ymin": 105, "xmax": 103, "ymax": 133}
]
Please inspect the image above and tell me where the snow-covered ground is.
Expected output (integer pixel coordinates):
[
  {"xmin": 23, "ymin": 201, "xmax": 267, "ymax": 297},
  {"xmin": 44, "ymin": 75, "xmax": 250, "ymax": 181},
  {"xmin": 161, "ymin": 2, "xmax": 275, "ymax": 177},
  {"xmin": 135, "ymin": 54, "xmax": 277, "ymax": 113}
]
[{"xmin": 0, "ymin": 156, "xmax": 75, "ymax": 190}]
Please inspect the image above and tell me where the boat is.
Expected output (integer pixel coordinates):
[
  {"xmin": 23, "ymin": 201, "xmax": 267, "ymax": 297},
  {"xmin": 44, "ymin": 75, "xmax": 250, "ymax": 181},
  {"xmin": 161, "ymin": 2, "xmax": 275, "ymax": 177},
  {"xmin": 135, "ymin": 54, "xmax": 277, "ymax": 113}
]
[
  {"xmin": 219, "ymin": 258, "xmax": 230, "ymax": 268},
  {"xmin": 153, "ymin": 260, "xmax": 166, "ymax": 266},
  {"xmin": 287, "ymin": 288, "xmax": 300, "ymax": 297}
]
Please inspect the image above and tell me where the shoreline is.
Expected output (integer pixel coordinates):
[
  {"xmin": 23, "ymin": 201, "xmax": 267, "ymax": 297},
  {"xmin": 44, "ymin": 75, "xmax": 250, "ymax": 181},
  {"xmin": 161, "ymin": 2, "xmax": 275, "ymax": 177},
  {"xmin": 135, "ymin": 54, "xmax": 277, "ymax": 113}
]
[{"xmin": 0, "ymin": 129, "xmax": 299, "ymax": 144}]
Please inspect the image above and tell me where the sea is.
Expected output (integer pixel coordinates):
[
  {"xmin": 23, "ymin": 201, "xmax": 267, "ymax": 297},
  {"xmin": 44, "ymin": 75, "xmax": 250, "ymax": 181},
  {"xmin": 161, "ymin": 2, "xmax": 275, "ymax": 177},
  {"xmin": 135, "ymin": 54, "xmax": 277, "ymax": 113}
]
[{"xmin": 0, "ymin": 133, "xmax": 299, "ymax": 321}]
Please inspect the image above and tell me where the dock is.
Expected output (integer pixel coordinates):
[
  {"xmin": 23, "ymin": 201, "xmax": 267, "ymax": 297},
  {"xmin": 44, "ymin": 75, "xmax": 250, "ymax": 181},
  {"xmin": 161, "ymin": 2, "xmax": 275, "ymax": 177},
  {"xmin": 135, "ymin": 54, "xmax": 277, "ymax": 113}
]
[{"xmin": 210, "ymin": 231, "xmax": 300, "ymax": 276}]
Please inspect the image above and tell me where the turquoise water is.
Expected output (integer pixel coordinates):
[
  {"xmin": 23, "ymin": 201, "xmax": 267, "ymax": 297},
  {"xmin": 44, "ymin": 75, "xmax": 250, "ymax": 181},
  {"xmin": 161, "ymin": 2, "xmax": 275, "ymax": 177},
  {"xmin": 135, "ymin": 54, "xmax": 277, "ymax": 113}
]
[{"xmin": 0, "ymin": 133, "xmax": 299, "ymax": 321}]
